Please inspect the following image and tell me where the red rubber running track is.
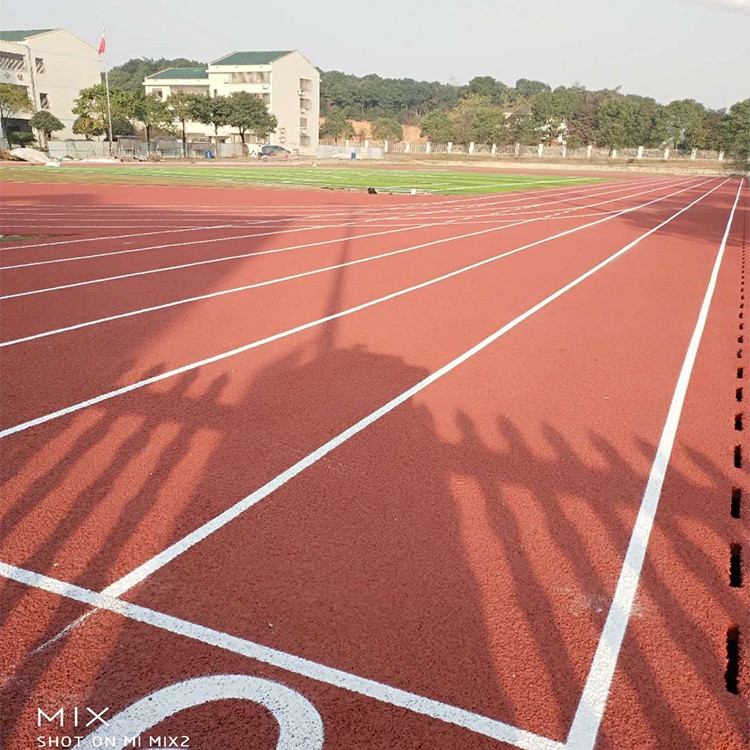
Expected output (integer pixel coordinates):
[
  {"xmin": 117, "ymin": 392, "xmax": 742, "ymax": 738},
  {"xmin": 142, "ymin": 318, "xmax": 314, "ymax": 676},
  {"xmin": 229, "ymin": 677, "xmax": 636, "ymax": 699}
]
[{"xmin": 0, "ymin": 174, "xmax": 748, "ymax": 750}]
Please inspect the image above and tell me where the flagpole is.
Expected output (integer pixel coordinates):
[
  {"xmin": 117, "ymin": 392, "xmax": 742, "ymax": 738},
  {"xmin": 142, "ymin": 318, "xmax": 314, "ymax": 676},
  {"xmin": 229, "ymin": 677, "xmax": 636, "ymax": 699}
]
[{"xmin": 100, "ymin": 25, "xmax": 114, "ymax": 153}]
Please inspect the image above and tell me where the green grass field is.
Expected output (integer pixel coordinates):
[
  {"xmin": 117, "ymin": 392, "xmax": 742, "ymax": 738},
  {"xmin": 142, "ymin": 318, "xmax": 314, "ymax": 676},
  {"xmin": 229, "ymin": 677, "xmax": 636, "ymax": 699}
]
[{"xmin": 0, "ymin": 163, "xmax": 602, "ymax": 194}]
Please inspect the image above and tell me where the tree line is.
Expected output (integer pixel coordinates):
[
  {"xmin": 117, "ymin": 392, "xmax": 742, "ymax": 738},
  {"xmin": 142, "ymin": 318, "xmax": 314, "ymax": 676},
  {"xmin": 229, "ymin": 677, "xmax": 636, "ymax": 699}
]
[
  {"xmin": 0, "ymin": 78, "xmax": 277, "ymax": 153},
  {"xmin": 69, "ymin": 86, "xmax": 277, "ymax": 153},
  {"xmin": 1, "ymin": 56, "xmax": 748, "ymax": 159},
  {"xmin": 321, "ymin": 72, "xmax": 749, "ymax": 157}
]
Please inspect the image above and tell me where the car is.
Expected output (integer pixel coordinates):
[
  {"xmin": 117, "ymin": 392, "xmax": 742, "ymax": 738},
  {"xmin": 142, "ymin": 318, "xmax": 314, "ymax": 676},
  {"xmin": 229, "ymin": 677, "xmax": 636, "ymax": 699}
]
[{"xmin": 258, "ymin": 144, "xmax": 291, "ymax": 159}]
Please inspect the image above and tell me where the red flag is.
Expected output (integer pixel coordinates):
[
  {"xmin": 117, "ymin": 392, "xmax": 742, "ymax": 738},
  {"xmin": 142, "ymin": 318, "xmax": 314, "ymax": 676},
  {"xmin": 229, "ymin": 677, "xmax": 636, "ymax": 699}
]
[{"xmin": 98, "ymin": 34, "xmax": 106, "ymax": 55}]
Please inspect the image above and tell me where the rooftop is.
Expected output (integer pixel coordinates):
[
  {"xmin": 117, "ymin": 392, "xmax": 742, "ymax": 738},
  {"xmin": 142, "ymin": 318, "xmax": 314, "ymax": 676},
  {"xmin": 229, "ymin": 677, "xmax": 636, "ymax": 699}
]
[
  {"xmin": 0, "ymin": 29, "xmax": 55, "ymax": 42},
  {"xmin": 146, "ymin": 67, "xmax": 209, "ymax": 81},
  {"xmin": 211, "ymin": 51, "xmax": 292, "ymax": 66}
]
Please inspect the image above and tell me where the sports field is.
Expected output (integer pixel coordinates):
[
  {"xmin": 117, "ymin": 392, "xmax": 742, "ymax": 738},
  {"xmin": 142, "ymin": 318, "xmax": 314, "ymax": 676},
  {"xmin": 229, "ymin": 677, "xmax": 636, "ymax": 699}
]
[
  {"xmin": 0, "ymin": 171, "xmax": 748, "ymax": 750},
  {"xmin": 0, "ymin": 163, "xmax": 601, "ymax": 194}
]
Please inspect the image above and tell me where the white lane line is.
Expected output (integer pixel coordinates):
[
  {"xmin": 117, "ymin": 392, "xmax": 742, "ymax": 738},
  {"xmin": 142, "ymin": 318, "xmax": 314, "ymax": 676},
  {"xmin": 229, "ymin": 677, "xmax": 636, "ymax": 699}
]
[
  {"xmin": 0, "ymin": 180, "xmax": 719, "ymax": 440},
  {"xmin": 0, "ymin": 561, "xmax": 564, "ymax": 750},
  {"xmin": 0, "ymin": 221, "xmax": 425, "ymax": 271},
  {"xmin": 0, "ymin": 178, "xmax": 694, "ymax": 300},
  {"xmin": 85, "ymin": 179, "xmax": 732, "ymax": 597},
  {"xmin": 0, "ymin": 228, "xmax": 238, "ymax": 251},
  {"xmin": 565, "ymin": 178, "xmax": 745, "ymax": 750},
  {"xmin": 0, "ymin": 179, "xmax": 699, "ymax": 347},
  {"xmin": 0, "ymin": 178, "xmax": 660, "ymax": 270}
]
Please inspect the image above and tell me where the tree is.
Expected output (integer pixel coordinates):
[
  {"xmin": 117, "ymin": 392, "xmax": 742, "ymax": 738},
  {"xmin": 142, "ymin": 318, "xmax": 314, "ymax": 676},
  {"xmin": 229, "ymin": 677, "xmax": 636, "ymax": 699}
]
[
  {"xmin": 73, "ymin": 85, "xmax": 135, "ymax": 139},
  {"xmin": 167, "ymin": 92, "xmax": 201, "ymax": 155},
  {"xmin": 319, "ymin": 109, "xmax": 354, "ymax": 141},
  {"xmin": 514, "ymin": 78, "xmax": 551, "ymax": 100},
  {"xmin": 371, "ymin": 116, "xmax": 403, "ymax": 141},
  {"xmin": 0, "ymin": 84, "xmax": 33, "ymax": 140},
  {"xmin": 107, "ymin": 58, "xmax": 207, "ymax": 93},
  {"xmin": 226, "ymin": 91, "xmax": 277, "ymax": 146},
  {"xmin": 133, "ymin": 93, "xmax": 173, "ymax": 153},
  {"xmin": 532, "ymin": 89, "xmax": 578, "ymax": 144},
  {"xmin": 29, "ymin": 110, "xmax": 64, "ymax": 142},
  {"xmin": 720, "ymin": 99, "xmax": 750, "ymax": 160},
  {"xmin": 595, "ymin": 97, "xmax": 642, "ymax": 150},
  {"xmin": 467, "ymin": 76, "xmax": 512, "ymax": 106},
  {"xmin": 448, "ymin": 94, "xmax": 502, "ymax": 144},
  {"xmin": 419, "ymin": 110, "xmax": 455, "ymax": 143},
  {"xmin": 109, "ymin": 118, "xmax": 136, "ymax": 138},
  {"xmin": 192, "ymin": 95, "xmax": 231, "ymax": 141},
  {"xmin": 72, "ymin": 115, "xmax": 104, "ymax": 140},
  {"xmin": 661, "ymin": 99, "xmax": 707, "ymax": 151}
]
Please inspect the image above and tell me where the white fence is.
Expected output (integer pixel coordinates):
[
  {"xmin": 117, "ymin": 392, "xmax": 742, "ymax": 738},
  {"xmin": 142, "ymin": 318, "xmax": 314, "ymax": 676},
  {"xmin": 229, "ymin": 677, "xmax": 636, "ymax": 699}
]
[{"xmin": 318, "ymin": 139, "xmax": 731, "ymax": 163}]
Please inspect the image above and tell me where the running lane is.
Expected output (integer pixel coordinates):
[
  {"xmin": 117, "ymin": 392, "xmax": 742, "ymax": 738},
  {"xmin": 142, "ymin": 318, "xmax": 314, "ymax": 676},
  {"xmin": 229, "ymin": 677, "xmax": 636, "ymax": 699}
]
[{"xmin": 0, "ymin": 180, "xmax": 742, "ymax": 750}]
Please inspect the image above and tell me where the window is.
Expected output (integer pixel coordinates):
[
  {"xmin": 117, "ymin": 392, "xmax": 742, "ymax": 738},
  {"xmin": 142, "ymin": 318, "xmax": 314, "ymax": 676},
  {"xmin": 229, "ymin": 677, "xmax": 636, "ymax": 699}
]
[
  {"xmin": 300, "ymin": 118, "xmax": 307, "ymax": 128},
  {"xmin": 213, "ymin": 89, "xmax": 218, "ymax": 97},
  {"xmin": 0, "ymin": 52, "xmax": 26, "ymax": 71},
  {"xmin": 152, "ymin": 89, "xmax": 163, "ymax": 99},
  {"xmin": 299, "ymin": 78, "xmax": 311, "ymax": 92},
  {"xmin": 35, "ymin": 58, "xmax": 46, "ymax": 73},
  {"xmin": 39, "ymin": 93, "xmax": 49, "ymax": 109},
  {"xmin": 230, "ymin": 71, "xmax": 270, "ymax": 84},
  {"xmin": 300, "ymin": 98, "xmax": 311, "ymax": 111},
  {"xmin": 300, "ymin": 135, "xmax": 311, "ymax": 147}
]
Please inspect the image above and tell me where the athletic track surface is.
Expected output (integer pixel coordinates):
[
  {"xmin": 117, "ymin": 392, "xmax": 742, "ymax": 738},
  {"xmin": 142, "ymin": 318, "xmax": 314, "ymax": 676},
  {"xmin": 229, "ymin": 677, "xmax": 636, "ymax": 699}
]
[{"xmin": 0, "ymin": 174, "xmax": 748, "ymax": 750}]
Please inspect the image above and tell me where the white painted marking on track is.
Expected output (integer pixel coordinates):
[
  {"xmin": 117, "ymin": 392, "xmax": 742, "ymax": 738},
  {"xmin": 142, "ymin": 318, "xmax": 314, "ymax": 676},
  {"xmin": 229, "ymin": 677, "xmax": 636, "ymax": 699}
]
[
  {"xmin": 91, "ymin": 177, "xmax": 728, "ymax": 598},
  {"xmin": 0, "ymin": 177, "xmax": 663, "ymax": 271},
  {"xmin": 0, "ymin": 179, "xmax": 688, "ymax": 346},
  {"xmin": 0, "ymin": 177, "xmax": 691, "ymax": 300},
  {"xmin": 79, "ymin": 675, "xmax": 324, "ymax": 750},
  {"xmin": 0, "ymin": 178, "xmax": 717, "ymax": 436},
  {"xmin": 0, "ymin": 562, "xmax": 563, "ymax": 750},
  {"xmin": 565, "ymin": 178, "xmax": 745, "ymax": 750}
]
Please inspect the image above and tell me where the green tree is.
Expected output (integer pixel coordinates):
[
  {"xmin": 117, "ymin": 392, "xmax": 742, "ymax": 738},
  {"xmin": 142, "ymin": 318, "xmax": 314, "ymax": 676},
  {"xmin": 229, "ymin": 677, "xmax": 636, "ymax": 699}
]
[
  {"xmin": 192, "ymin": 95, "xmax": 231, "ymax": 140},
  {"xmin": 508, "ymin": 113, "xmax": 538, "ymax": 145},
  {"xmin": 0, "ymin": 84, "xmax": 33, "ymax": 140},
  {"xmin": 419, "ymin": 109, "xmax": 455, "ymax": 143},
  {"xmin": 720, "ymin": 99, "xmax": 750, "ymax": 160},
  {"xmin": 72, "ymin": 115, "xmax": 104, "ymax": 140},
  {"xmin": 595, "ymin": 97, "xmax": 641, "ymax": 149},
  {"xmin": 73, "ymin": 85, "xmax": 135, "ymax": 139},
  {"xmin": 471, "ymin": 108, "xmax": 510, "ymax": 144},
  {"xmin": 133, "ymin": 93, "xmax": 173, "ymax": 153},
  {"xmin": 371, "ymin": 116, "xmax": 403, "ymax": 141},
  {"xmin": 467, "ymin": 76, "xmax": 512, "ymax": 106},
  {"xmin": 29, "ymin": 110, "xmax": 64, "ymax": 142},
  {"xmin": 514, "ymin": 78, "xmax": 551, "ymax": 100},
  {"xmin": 110, "ymin": 117, "xmax": 136, "ymax": 138},
  {"xmin": 319, "ymin": 109, "xmax": 354, "ymax": 141},
  {"xmin": 532, "ymin": 88, "xmax": 578, "ymax": 144},
  {"xmin": 227, "ymin": 91, "xmax": 278, "ymax": 144},
  {"xmin": 702, "ymin": 108, "xmax": 726, "ymax": 151},
  {"xmin": 661, "ymin": 99, "xmax": 707, "ymax": 151},
  {"xmin": 107, "ymin": 58, "xmax": 207, "ymax": 93},
  {"xmin": 449, "ymin": 94, "xmax": 502, "ymax": 144},
  {"xmin": 167, "ymin": 92, "xmax": 202, "ymax": 155}
]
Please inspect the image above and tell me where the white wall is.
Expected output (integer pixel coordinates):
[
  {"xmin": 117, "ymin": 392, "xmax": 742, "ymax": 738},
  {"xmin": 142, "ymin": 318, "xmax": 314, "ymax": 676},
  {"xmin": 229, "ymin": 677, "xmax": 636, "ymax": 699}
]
[
  {"xmin": 270, "ymin": 51, "xmax": 319, "ymax": 155},
  {"xmin": 26, "ymin": 30, "xmax": 100, "ymax": 138}
]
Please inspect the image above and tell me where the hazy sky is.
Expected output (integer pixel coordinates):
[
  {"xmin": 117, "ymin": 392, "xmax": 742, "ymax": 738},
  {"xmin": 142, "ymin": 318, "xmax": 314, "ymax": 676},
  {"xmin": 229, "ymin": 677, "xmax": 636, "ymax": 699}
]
[{"xmin": 4, "ymin": 0, "xmax": 748, "ymax": 109}]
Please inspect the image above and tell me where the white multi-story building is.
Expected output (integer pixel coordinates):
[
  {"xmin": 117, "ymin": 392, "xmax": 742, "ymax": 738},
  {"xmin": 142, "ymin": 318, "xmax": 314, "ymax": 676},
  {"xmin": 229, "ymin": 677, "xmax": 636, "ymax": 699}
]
[
  {"xmin": 0, "ymin": 28, "xmax": 100, "ymax": 140},
  {"xmin": 144, "ymin": 50, "xmax": 319, "ymax": 155}
]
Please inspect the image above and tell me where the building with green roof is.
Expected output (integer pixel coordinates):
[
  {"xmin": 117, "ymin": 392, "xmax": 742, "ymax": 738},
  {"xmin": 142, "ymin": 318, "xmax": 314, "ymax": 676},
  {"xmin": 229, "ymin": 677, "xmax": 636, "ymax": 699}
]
[
  {"xmin": 143, "ymin": 50, "xmax": 319, "ymax": 155},
  {"xmin": 0, "ymin": 28, "xmax": 99, "ymax": 141}
]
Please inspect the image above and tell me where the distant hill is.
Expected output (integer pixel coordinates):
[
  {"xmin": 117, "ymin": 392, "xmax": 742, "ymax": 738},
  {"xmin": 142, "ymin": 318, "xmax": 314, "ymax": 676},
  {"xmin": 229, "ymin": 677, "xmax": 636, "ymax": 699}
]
[{"xmin": 104, "ymin": 58, "xmax": 207, "ymax": 93}]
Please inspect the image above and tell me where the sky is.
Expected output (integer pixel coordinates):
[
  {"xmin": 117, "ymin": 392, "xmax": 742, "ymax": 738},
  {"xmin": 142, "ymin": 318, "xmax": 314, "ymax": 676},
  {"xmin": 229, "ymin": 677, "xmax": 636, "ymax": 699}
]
[{"xmin": 3, "ymin": 0, "xmax": 749, "ymax": 109}]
